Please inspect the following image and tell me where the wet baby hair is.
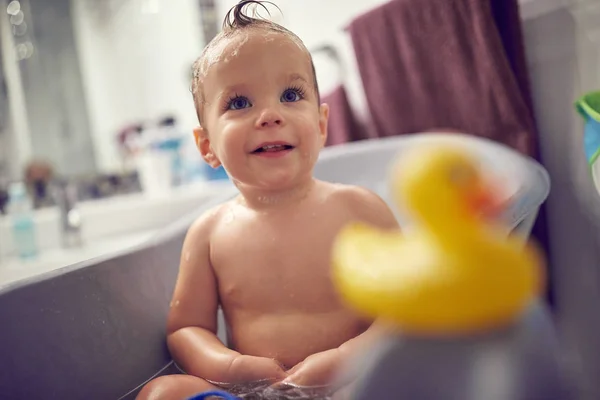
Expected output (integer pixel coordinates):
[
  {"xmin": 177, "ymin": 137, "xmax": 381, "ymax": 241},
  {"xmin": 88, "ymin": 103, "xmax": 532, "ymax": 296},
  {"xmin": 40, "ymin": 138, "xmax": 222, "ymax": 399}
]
[{"xmin": 190, "ymin": 0, "xmax": 320, "ymax": 124}]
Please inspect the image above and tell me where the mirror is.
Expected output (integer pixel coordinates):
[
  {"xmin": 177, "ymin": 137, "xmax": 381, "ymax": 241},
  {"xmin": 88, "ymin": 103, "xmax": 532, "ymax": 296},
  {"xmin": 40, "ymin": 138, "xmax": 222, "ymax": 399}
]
[{"xmin": 0, "ymin": 0, "xmax": 219, "ymax": 208}]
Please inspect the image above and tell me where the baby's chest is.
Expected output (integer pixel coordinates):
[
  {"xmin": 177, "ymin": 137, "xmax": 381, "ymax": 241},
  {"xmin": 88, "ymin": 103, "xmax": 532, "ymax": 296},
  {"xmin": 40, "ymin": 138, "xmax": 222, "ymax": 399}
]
[
  {"xmin": 213, "ymin": 224, "xmax": 334, "ymax": 278},
  {"xmin": 210, "ymin": 220, "xmax": 344, "ymax": 308}
]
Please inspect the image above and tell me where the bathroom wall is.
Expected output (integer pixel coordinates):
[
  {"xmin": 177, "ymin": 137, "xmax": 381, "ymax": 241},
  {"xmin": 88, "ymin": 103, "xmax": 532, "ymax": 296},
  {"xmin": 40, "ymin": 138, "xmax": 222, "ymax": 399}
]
[
  {"xmin": 0, "ymin": 0, "xmax": 32, "ymax": 180},
  {"xmin": 0, "ymin": 43, "xmax": 13, "ymax": 180},
  {"xmin": 71, "ymin": 0, "xmax": 205, "ymax": 173},
  {"xmin": 16, "ymin": 0, "xmax": 97, "ymax": 177},
  {"xmin": 0, "ymin": 44, "xmax": 7, "ymax": 178},
  {"xmin": 522, "ymin": 1, "xmax": 600, "ymax": 398}
]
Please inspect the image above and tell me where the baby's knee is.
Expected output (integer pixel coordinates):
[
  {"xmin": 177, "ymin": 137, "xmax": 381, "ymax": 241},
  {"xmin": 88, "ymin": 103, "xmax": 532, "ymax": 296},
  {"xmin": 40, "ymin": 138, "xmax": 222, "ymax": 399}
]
[
  {"xmin": 136, "ymin": 376, "xmax": 174, "ymax": 400},
  {"xmin": 136, "ymin": 375, "xmax": 214, "ymax": 400}
]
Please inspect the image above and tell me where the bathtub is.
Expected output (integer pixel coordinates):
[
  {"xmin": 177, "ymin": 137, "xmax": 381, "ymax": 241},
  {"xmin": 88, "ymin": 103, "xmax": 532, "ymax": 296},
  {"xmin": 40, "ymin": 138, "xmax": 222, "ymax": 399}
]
[{"xmin": 0, "ymin": 134, "xmax": 550, "ymax": 399}]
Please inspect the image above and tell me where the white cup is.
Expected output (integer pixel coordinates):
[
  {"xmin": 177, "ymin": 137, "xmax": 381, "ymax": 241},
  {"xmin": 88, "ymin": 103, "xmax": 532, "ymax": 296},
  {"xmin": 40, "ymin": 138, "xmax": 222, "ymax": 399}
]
[{"xmin": 135, "ymin": 149, "xmax": 173, "ymax": 197}]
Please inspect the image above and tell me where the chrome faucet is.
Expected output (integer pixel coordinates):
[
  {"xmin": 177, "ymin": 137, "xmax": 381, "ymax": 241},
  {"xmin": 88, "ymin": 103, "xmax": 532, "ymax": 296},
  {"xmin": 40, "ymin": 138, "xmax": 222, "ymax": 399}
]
[{"xmin": 53, "ymin": 180, "xmax": 83, "ymax": 248}]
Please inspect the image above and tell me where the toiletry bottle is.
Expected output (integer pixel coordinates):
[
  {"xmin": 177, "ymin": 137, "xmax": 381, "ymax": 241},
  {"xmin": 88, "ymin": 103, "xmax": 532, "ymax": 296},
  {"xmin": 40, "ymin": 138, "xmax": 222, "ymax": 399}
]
[
  {"xmin": 156, "ymin": 117, "xmax": 186, "ymax": 186},
  {"xmin": 7, "ymin": 182, "xmax": 38, "ymax": 259}
]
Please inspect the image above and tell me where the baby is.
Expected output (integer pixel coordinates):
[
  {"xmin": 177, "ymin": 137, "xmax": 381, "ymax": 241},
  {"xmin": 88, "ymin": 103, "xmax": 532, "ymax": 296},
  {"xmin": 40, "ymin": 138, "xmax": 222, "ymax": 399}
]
[{"xmin": 137, "ymin": 1, "xmax": 399, "ymax": 399}]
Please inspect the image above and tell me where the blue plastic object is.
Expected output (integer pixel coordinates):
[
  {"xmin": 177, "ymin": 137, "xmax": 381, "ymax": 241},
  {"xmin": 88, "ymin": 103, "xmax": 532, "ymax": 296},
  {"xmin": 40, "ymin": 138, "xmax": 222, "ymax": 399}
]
[
  {"xmin": 187, "ymin": 390, "xmax": 239, "ymax": 400},
  {"xmin": 152, "ymin": 137, "xmax": 185, "ymax": 152},
  {"xmin": 576, "ymin": 91, "xmax": 600, "ymax": 191},
  {"xmin": 205, "ymin": 165, "xmax": 229, "ymax": 181}
]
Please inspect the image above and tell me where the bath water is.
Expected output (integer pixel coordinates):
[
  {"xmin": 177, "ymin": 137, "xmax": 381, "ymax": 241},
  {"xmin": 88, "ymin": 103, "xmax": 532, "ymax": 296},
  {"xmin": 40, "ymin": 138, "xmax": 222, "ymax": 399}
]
[{"xmin": 205, "ymin": 380, "xmax": 334, "ymax": 399}]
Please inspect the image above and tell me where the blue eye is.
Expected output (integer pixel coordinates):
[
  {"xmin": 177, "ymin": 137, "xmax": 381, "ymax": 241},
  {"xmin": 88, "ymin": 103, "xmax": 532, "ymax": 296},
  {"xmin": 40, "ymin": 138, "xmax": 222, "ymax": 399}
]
[
  {"xmin": 227, "ymin": 96, "xmax": 251, "ymax": 110},
  {"xmin": 281, "ymin": 88, "xmax": 302, "ymax": 103}
]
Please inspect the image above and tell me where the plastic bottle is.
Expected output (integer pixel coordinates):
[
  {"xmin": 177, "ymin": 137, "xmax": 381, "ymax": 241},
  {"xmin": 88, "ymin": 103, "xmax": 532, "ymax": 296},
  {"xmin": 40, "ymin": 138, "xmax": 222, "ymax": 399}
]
[{"xmin": 7, "ymin": 182, "xmax": 38, "ymax": 259}]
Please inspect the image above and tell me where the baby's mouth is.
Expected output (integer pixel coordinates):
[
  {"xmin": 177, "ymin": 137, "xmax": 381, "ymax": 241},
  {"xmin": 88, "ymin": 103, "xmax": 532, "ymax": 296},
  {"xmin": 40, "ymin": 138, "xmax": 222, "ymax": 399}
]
[{"xmin": 252, "ymin": 144, "xmax": 295, "ymax": 154}]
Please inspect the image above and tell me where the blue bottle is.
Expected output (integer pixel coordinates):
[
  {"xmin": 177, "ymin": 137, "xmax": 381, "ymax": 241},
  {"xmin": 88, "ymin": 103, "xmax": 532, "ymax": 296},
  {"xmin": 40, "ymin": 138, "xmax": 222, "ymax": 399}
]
[{"xmin": 7, "ymin": 182, "xmax": 38, "ymax": 259}]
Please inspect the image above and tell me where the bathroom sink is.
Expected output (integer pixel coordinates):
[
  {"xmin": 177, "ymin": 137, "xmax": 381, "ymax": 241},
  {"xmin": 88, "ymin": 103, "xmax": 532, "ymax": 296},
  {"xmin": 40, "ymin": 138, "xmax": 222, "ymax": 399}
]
[
  {"xmin": 0, "ymin": 229, "xmax": 158, "ymax": 289},
  {"xmin": 0, "ymin": 180, "xmax": 237, "ymax": 288}
]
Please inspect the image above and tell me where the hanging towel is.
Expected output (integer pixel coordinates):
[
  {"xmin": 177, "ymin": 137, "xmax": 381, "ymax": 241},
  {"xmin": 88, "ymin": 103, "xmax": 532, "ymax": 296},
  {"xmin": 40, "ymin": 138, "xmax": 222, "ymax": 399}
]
[
  {"xmin": 347, "ymin": 0, "xmax": 537, "ymax": 156},
  {"xmin": 489, "ymin": 0, "xmax": 537, "ymax": 123},
  {"xmin": 323, "ymin": 84, "xmax": 369, "ymax": 146},
  {"xmin": 489, "ymin": 0, "xmax": 551, "ymax": 307},
  {"xmin": 347, "ymin": 0, "xmax": 553, "ymax": 306}
]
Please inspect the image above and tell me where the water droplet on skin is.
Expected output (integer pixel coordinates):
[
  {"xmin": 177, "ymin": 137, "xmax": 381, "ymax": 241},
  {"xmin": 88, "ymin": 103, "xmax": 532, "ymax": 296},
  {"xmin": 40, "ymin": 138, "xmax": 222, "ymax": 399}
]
[
  {"xmin": 185, "ymin": 252, "xmax": 191, "ymax": 262},
  {"xmin": 312, "ymin": 212, "xmax": 316, "ymax": 217},
  {"xmin": 223, "ymin": 208, "xmax": 235, "ymax": 224},
  {"xmin": 257, "ymin": 195, "xmax": 281, "ymax": 205}
]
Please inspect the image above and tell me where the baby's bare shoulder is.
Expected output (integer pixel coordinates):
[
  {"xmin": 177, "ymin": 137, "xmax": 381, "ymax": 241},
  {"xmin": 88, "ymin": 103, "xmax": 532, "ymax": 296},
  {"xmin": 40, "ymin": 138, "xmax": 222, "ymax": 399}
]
[
  {"xmin": 186, "ymin": 199, "xmax": 235, "ymax": 239},
  {"xmin": 324, "ymin": 182, "xmax": 386, "ymax": 210},
  {"xmin": 324, "ymin": 182, "xmax": 399, "ymax": 230}
]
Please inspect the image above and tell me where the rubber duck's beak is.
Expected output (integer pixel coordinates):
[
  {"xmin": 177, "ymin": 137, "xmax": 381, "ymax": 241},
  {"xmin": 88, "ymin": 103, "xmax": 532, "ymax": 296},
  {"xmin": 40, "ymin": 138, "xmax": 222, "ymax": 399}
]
[{"xmin": 467, "ymin": 181, "xmax": 507, "ymax": 220}]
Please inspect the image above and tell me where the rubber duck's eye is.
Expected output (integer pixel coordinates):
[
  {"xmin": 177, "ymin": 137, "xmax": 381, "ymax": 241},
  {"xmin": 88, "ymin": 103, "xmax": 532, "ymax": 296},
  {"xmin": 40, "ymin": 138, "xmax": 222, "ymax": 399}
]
[{"xmin": 448, "ymin": 166, "xmax": 474, "ymax": 185}]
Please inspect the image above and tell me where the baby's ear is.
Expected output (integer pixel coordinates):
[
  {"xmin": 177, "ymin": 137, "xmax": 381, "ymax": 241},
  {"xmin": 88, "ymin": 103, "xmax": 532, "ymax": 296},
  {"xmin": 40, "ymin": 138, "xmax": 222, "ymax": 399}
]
[
  {"xmin": 318, "ymin": 103, "xmax": 330, "ymax": 147},
  {"xmin": 193, "ymin": 126, "xmax": 221, "ymax": 168}
]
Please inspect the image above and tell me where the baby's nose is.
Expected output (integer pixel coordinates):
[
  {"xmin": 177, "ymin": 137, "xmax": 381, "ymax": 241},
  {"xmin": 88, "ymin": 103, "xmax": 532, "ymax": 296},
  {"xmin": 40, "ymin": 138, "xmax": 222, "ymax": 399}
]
[
  {"xmin": 257, "ymin": 109, "xmax": 284, "ymax": 128},
  {"xmin": 261, "ymin": 118, "xmax": 282, "ymax": 127}
]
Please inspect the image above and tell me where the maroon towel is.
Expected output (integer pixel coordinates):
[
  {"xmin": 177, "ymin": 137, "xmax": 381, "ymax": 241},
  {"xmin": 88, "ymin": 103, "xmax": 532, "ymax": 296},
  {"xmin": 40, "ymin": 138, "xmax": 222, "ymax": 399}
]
[
  {"xmin": 348, "ymin": 0, "xmax": 552, "ymax": 306},
  {"xmin": 347, "ymin": 0, "xmax": 537, "ymax": 156},
  {"xmin": 489, "ymin": 0, "xmax": 537, "ymax": 127},
  {"xmin": 323, "ymin": 85, "xmax": 368, "ymax": 146},
  {"xmin": 488, "ymin": 0, "xmax": 551, "ymax": 305}
]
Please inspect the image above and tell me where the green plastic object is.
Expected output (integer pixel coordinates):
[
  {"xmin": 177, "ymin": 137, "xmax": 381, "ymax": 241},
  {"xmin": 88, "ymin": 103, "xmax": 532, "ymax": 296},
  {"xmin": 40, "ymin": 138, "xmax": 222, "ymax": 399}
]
[{"xmin": 576, "ymin": 91, "xmax": 600, "ymax": 188}]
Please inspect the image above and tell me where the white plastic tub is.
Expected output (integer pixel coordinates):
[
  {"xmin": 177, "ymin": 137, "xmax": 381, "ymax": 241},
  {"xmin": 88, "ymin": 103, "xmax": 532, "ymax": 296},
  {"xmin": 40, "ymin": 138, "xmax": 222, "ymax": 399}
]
[
  {"xmin": 314, "ymin": 133, "xmax": 551, "ymax": 238},
  {"xmin": 0, "ymin": 133, "xmax": 552, "ymax": 400}
]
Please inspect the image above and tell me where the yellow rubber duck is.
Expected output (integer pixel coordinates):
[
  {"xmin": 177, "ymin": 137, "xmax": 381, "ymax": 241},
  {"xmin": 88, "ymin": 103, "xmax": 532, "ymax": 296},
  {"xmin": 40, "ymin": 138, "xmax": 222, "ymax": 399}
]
[{"xmin": 332, "ymin": 144, "xmax": 545, "ymax": 336}]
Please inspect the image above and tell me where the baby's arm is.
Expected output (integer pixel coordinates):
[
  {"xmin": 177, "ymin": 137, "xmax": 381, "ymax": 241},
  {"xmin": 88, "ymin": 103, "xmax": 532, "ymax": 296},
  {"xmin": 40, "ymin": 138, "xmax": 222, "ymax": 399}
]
[
  {"xmin": 283, "ymin": 186, "xmax": 399, "ymax": 387},
  {"xmin": 335, "ymin": 185, "xmax": 400, "ymax": 361},
  {"xmin": 166, "ymin": 206, "xmax": 287, "ymax": 384}
]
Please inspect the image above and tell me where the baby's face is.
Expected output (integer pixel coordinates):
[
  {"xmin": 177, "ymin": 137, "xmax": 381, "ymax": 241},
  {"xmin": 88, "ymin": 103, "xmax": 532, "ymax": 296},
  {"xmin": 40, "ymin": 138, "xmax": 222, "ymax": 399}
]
[{"xmin": 196, "ymin": 30, "xmax": 328, "ymax": 191}]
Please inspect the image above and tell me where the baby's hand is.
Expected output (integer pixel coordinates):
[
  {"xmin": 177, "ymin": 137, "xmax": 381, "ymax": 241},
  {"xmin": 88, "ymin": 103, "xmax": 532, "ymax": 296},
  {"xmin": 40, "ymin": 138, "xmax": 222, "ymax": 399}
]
[
  {"xmin": 229, "ymin": 355, "xmax": 288, "ymax": 384},
  {"xmin": 278, "ymin": 349, "xmax": 342, "ymax": 389}
]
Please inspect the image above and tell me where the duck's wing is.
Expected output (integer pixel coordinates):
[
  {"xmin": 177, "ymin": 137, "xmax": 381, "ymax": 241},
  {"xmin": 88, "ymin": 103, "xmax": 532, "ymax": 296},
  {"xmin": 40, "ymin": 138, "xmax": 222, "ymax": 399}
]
[
  {"xmin": 331, "ymin": 222, "xmax": 410, "ymax": 318},
  {"xmin": 499, "ymin": 235, "xmax": 547, "ymax": 299}
]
